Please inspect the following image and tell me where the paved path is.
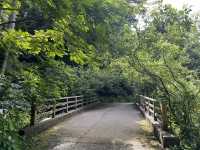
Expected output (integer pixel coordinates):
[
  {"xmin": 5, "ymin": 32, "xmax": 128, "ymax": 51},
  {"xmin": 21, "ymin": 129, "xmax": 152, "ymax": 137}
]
[{"xmin": 32, "ymin": 103, "xmax": 160, "ymax": 150}]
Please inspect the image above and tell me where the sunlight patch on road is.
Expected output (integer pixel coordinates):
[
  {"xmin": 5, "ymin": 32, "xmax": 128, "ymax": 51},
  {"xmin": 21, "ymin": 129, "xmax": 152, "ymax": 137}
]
[
  {"xmin": 137, "ymin": 120, "xmax": 153, "ymax": 134},
  {"xmin": 52, "ymin": 143, "xmax": 74, "ymax": 150}
]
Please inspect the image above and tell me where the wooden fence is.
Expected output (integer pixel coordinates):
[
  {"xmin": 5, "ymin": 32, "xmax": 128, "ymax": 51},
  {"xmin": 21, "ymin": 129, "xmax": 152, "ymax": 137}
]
[
  {"xmin": 138, "ymin": 95, "xmax": 180, "ymax": 148},
  {"xmin": 30, "ymin": 95, "xmax": 98, "ymax": 126},
  {"xmin": 139, "ymin": 95, "xmax": 168, "ymax": 130}
]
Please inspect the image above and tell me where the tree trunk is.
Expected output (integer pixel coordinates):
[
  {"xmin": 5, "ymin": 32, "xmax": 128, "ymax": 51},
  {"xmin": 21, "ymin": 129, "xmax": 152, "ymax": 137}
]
[
  {"xmin": 0, "ymin": 0, "xmax": 4, "ymax": 30},
  {"xmin": 0, "ymin": 0, "xmax": 4, "ymax": 16},
  {"xmin": 1, "ymin": 0, "xmax": 17, "ymax": 75},
  {"xmin": 30, "ymin": 102, "xmax": 37, "ymax": 126},
  {"xmin": 0, "ymin": 9, "xmax": 4, "ymax": 18},
  {"xmin": 1, "ymin": 51, "xmax": 9, "ymax": 75}
]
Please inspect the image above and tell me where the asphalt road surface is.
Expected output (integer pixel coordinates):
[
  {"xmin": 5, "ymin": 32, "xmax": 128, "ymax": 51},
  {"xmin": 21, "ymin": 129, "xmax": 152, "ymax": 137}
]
[{"xmin": 32, "ymin": 103, "xmax": 160, "ymax": 150}]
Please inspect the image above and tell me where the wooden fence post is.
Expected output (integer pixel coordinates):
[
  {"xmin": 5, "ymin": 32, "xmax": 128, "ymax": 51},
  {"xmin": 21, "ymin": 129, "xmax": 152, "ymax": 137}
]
[
  {"xmin": 153, "ymin": 101, "xmax": 156, "ymax": 121},
  {"xmin": 75, "ymin": 96, "xmax": 77, "ymax": 109},
  {"xmin": 86, "ymin": 96, "xmax": 89, "ymax": 105},
  {"xmin": 81, "ymin": 96, "xmax": 83, "ymax": 107},
  {"xmin": 52, "ymin": 101, "xmax": 56, "ymax": 118},
  {"xmin": 66, "ymin": 98, "xmax": 68, "ymax": 113},
  {"xmin": 148, "ymin": 100, "xmax": 150, "ymax": 115},
  {"xmin": 160, "ymin": 101, "xmax": 168, "ymax": 131},
  {"xmin": 30, "ymin": 102, "xmax": 37, "ymax": 126},
  {"xmin": 140, "ymin": 96, "xmax": 142, "ymax": 106}
]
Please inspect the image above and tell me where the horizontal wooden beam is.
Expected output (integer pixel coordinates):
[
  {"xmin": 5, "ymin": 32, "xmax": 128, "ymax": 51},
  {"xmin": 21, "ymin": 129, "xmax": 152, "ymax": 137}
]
[{"xmin": 32, "ymin": 95, "xmax": 99, "ymax": 125}]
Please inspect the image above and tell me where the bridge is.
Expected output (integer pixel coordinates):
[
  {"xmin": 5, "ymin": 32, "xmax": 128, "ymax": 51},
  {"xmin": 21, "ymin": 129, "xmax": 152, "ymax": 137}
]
[{"xmin": 25, "ymin": 95, "xmax": 178, "ymax": 150}]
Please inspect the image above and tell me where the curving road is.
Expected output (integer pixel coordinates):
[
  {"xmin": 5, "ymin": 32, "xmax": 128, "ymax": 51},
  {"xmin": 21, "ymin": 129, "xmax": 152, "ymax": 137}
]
[{"xmin": 32, "ymin": 103, "xmax": 160, "ymax": 150}]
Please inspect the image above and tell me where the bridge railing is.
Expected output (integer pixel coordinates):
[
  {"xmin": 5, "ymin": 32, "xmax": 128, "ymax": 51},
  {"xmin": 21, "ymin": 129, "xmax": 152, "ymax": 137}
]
[
  {"xmin": 139, "ymin": 95, "xmax": 168, "ymax": 130},
  {"xmin": 30, "ymin": 95, "xmax": 98, "ymax": 126},
  {"xmin": 138, "ymin": 96, "xmax": 180, "ymax": 148}
]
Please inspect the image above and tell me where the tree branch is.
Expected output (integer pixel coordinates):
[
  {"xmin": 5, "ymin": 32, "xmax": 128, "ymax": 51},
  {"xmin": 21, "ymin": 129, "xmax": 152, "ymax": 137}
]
[
  {"xmin": 0, "ymin": 7, "xmax": 19, "ymax": 11},
  {"xmin": 162, "ymin": 51, "xmax": 186, "ymax": 92},
  {"xmin": 0, "ymin": 16, "xmax": 46, "ymax": 27}
]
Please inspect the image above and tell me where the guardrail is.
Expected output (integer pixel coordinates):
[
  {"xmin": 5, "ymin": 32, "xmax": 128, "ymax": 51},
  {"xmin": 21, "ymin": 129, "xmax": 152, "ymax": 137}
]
[
  {"xmin": 138, "ymin": 95, "xmax": 168, "ymax": 130},
  {"xmin": 30, "ymin": 95, "xmax": 98, "ymax": 126},
  {"xmin": 137, "ymin": 95, "xmax": 179, "ymax": 148}
]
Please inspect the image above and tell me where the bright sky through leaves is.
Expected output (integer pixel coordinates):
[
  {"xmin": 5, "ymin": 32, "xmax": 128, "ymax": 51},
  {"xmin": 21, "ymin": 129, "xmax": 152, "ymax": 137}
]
[{"xmin": 162, "ymin": 0, "xmax": 200, "ymax": 13}]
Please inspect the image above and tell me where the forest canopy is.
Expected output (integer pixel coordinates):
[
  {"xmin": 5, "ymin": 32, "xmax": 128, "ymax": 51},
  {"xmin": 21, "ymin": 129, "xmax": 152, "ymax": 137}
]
[{"xmin": 1, "ymin": 0, "xmax": 200, "ymax": 149}]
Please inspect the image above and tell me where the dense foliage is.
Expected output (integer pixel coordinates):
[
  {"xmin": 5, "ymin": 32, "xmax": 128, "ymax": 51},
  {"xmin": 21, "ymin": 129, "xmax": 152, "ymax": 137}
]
[
  {"xmin": 1, "ymin": 0, "xmax": 200, "ymax": 149},
  {"xmin": 131, "ymin": 5, "xmax": 200, "ymax": 149}
]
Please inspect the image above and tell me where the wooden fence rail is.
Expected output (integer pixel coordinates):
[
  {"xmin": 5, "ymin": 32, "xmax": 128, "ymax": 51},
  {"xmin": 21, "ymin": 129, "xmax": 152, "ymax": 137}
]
[
  {"xmin": 30, "ymin": 95, "xmax": 98, "ymax": 126},
  {"xmin": 139, "ymin": 95, "xmax": 168, "ymax": 130},
  {"xmin": 138, "ymin": 95, "xmax": 179, "ymax": 148}
]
